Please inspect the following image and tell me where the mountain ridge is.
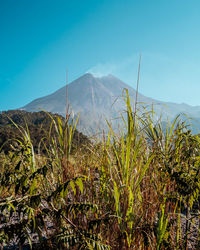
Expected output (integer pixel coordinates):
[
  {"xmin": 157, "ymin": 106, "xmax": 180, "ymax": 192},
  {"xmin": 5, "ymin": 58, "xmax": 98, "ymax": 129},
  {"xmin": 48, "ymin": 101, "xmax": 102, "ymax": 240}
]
[{"xmin": 21, "ymin": 73, "xmax": 200, "ymax": 135}]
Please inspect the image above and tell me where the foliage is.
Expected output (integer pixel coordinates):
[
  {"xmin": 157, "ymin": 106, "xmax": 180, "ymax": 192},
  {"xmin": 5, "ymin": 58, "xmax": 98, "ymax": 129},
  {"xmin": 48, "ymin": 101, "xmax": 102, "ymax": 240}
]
[
  {"xmin": 0, "ymin": 110, "xmax": 89, "ymax": 154},
  {"xmin": 0, "ymin": 90, "xmax": 200, "ymax": 249}
]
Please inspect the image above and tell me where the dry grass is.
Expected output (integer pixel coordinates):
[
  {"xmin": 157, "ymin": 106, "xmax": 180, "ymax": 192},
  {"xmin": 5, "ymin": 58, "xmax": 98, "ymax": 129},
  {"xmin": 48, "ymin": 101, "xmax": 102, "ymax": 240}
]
[{"xmin": 0, "ymin": 90, "xmax": 199, "ymax": 249}]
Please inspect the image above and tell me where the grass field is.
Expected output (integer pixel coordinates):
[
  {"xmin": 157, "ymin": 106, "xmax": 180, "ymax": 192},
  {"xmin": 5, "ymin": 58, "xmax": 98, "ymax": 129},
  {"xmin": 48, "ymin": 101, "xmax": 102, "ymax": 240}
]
[{"xmin": 0, "ymin": 90, "xmax": 199, "ymax": 249}]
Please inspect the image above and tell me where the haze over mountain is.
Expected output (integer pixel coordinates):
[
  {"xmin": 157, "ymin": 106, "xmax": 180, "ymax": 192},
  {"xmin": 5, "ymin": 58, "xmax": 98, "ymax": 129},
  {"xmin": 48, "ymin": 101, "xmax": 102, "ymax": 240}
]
[{"xmin": 22, "ymin": 73, "xmax": 200, "ymax": 135}]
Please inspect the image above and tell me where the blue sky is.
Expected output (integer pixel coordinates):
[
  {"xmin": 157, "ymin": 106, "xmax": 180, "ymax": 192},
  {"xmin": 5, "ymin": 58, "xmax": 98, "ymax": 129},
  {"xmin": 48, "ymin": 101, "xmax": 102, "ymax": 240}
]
[{"xmin": 1, "ymin": 0, "xmax": 200, "ymax": 110}]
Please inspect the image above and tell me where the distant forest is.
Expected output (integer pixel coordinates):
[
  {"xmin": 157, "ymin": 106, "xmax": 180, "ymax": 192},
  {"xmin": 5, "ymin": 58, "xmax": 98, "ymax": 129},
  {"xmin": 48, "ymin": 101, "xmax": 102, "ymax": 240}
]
[{"xmin": 0, "ymin": 110, "xmax": 89, "ymax": 154}]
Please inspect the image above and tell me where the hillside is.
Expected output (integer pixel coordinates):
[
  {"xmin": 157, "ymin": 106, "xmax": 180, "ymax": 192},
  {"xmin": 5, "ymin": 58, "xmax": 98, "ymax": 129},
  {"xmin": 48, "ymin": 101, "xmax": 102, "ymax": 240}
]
[{"xmin": 0, "ymin": 110, "xmax": 89, "ymax": 154}]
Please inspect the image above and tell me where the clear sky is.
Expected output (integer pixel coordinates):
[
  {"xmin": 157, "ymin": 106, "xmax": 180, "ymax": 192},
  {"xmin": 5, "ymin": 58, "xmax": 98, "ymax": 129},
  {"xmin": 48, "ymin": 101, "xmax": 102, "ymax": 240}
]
[{"xmin": 1, "ymin": 0, "xmax": 200, "ymax": 110}]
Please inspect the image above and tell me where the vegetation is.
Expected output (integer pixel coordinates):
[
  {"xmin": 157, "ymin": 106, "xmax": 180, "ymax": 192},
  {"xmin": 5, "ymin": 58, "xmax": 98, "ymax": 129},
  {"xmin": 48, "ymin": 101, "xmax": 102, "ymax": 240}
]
[
  {"xmin": 0, "ymin": 110, "xmax": 89, "ymax": 154},
  {"xmin": 0, "ymin": 90, "xmax": 199, "ymax": 249}
]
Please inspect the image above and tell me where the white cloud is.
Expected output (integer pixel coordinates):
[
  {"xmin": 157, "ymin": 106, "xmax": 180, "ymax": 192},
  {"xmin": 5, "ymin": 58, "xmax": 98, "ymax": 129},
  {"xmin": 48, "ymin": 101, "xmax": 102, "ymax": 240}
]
[
  {"xmin": 86, "ymin": 62, "xmax": 118, "ymax": 77},
  {"xmin": 85, "ymin": 53, "xmax": 200, "ymax": 105},
  {"xmin": 86, "ymin": 54, "xmax": 144, "ymax": 88}
]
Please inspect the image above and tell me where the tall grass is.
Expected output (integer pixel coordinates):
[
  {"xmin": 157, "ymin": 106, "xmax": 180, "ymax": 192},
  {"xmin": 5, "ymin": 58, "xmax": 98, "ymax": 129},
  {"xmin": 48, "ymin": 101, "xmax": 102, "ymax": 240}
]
[{"xmin": 0, "ymin": 90, "xmax": 199, "ymax": 249}]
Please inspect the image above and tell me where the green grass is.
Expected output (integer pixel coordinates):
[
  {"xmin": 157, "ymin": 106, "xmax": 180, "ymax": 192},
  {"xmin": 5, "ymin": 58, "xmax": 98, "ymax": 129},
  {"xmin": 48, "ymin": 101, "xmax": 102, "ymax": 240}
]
[{"xmin": 0, "ymin": 90, "xmax": 199, "ymax": 249}]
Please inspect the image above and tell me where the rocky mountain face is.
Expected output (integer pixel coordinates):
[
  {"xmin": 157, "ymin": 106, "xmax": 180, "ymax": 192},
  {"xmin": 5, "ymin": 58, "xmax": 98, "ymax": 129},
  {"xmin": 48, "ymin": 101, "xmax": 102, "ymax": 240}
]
[{"xmin": 22, "ymin": 73, "xmax": 200, "ymax": 135}]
